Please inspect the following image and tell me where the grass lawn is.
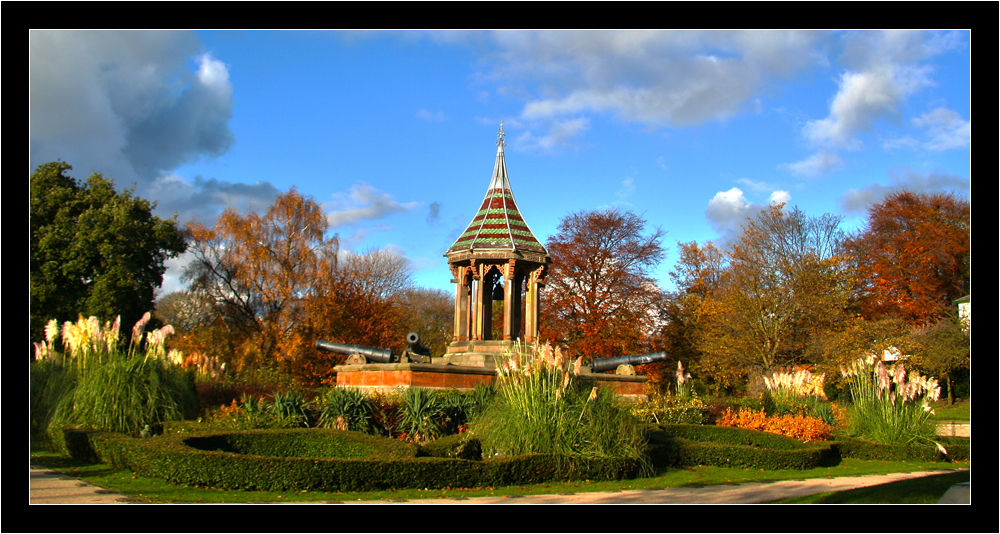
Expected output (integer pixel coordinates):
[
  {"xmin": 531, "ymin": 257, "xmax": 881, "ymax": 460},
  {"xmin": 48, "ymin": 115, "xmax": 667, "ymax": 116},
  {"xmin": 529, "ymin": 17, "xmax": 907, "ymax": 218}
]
[
  {"xmin": 930, "ymin": 398, "xmax": 971, "ymax": 421},
  {"xmin": 30, "ymin": 449, "xmax": 969, "ymax": 504}
]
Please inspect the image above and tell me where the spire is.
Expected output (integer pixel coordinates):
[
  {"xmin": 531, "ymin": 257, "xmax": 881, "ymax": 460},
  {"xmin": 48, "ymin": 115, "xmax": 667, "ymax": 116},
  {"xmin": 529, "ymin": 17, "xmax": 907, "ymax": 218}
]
[{"xmin": 447, "ymin": 122, "xmax": 548, "ymax": 256}]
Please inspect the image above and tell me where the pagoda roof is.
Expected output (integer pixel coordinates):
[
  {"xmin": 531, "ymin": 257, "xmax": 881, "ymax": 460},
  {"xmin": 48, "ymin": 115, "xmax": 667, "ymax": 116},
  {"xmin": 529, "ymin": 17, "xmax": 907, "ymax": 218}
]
[{"xmin": 446, "ymin": 123, "xmax": 549, "ymax": 259}]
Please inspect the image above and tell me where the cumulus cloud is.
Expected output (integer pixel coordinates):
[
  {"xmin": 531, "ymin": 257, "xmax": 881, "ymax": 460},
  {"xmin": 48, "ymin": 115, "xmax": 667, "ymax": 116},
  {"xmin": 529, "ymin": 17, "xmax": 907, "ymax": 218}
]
[
  {"xmin": 706, "ymin": 187, "xmax": 790, "ymax": 244},
  {"xmin": 324, "ymin": 182, "xmax": 419, "ymax": 228},
  {"xmin": 782, "ymin": 151, "xmax": 844, "ymax": 177},
  {"xmin": 28, "ymin": 30, "xmax": 268, "ymax": 227},
  {"xmin": 838, "ymin": 167, "xmax": 970, "ymax": 213},
  {"xmin": 801, "ymin": 31, "xmax": 958, "ymax": 151}
]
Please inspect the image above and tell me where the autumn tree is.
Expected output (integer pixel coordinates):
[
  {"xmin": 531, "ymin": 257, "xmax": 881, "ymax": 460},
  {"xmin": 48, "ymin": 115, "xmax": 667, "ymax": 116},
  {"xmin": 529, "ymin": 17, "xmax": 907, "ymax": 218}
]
[
  {"xmin": 698, "ymin": 204, "xmax": 852, "ymax": 390},
  {"xmin": 539, "ymin": 208, "xmax": 666, "ymax": 362},
  {"xmin": 904, "ymin": 314, "xmax": 970, "ymax": 404},
  {"xmin": 845, "ymin": 190, "xmax": 970, "ymax": 324},
  {"xmin": 397, "ymin": 287, "xmax": 453, "ymax": 358},
  {"xmin": 30, "ymin": 161, "xmax": 186, "ymax": 347},
  {"xmin": 183, "ymin": 188, "xmax": 339, "ymax": 374},
  {"xmin": 655, "ymin": 241, "xmax": 727, "ymax": 391}
]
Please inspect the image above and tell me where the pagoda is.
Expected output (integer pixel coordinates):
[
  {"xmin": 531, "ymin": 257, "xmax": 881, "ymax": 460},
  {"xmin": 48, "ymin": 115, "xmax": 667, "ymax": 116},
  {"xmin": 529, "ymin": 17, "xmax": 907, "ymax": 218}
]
[{"xmin": 439, "ymin": 122, "xmax": 552, "ymax": 367}]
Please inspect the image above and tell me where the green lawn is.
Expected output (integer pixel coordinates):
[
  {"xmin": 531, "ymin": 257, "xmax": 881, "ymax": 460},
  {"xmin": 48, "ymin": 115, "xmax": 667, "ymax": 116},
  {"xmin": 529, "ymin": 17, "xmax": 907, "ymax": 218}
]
[
  {"xmin": 930, "ymin": 399, "xmax": 970, "ymax": 421},
  {"xmin": 30, "ymin": 449, "xmax": 969, "ymax": 504}
]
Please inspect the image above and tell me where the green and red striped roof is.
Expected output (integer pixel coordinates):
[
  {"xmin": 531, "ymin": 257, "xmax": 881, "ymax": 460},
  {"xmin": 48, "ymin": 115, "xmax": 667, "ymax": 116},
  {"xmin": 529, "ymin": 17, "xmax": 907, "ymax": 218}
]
[{"xmin": 447, "ymin": 124, "xmax": 548, "ymax": 256}]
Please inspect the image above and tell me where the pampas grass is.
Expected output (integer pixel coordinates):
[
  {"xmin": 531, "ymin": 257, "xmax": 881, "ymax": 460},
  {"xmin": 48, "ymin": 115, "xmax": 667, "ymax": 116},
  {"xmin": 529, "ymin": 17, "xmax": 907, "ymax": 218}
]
[
  {"xmin": 35, "ymin": 313, "xmax": 198, "ymax": 437},
  {"xmin": 469, "ymin": 342, "xmax": 648, "ymax": 472}
]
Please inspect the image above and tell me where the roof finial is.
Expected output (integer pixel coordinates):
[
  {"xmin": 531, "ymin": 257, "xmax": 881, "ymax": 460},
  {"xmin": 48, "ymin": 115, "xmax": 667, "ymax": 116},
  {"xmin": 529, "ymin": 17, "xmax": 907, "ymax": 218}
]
[{"xmin": 497, "ymin": 121, "xmax": 506, "ymax": 148}]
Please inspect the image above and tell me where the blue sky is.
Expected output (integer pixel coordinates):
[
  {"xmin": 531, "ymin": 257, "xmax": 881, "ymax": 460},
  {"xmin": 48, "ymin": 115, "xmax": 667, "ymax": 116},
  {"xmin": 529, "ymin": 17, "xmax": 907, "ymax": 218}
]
[{"xmin": 29, "ymin": 30, "xmax": 971, "ymax": 297}]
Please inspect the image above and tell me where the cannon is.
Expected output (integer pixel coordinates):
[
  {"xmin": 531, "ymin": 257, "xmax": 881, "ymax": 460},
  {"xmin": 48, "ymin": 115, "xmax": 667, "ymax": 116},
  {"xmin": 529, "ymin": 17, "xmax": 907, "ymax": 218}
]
[
  {"xmin": 590, "ymin": 351, "xmax": 669, "ymax": 374},
  {"xmin": 315, "ymin": 340, "xmax": 399, "ymax": 365},
  {"xmin": 405, "ymin": 331, "xmax": 432, "ymax": 363}
]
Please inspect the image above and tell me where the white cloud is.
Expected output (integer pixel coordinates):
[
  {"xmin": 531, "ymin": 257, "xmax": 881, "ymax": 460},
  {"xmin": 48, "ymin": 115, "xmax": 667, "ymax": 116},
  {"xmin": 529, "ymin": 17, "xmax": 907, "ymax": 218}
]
[
  {"xmin": 466, "ymin": 30, "xmax": 826, "ymax": 150},
  {"xmin": 706, "ymin": 186, "xmax": 792, "ymax": 243},
  {"xmin": 769, "ymin": 190, "xmax": 791, "ymax": 206},
  {"xmin": 802, "ymin": 67, "xmax": 922, "ymax": 149},
  {"xmin": 911, "ymin": 107, "xmax": 971, "ymax": 151},
  {"xmin": 782, "ymin": 151, "xmax": 844, "ymax": 177},
  {"xmin": 513, "ymin": 117, "xmax": 590, "ymax": 152},
  {"xmin": 324, "ymin": 182, "xmax": 419, "ymax": 228}
]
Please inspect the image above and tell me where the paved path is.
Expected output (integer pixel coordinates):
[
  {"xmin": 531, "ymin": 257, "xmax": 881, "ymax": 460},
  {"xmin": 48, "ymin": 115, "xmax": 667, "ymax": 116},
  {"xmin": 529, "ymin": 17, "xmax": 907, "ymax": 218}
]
[
  {"xmin": 29, "ymin": 463, "xmax": 141, "ymax": 504},
  {"xmin": 29, "ymin": 462, "xmax": 969, "ymax": 505}
]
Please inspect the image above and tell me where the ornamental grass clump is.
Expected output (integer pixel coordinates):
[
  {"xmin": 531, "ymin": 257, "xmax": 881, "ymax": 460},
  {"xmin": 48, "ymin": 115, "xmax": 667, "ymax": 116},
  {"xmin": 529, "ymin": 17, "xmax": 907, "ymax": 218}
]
[
  {"xmin": 37, "ymin": 313, "xmax": 198, "ymax": 438},
  {"xmin": 469, "ymin": 342, "xmax": 648, "ymax": 470},
  {"xmin": 840, "ymin": 355, "xmax": 944, "ymax": 451}
]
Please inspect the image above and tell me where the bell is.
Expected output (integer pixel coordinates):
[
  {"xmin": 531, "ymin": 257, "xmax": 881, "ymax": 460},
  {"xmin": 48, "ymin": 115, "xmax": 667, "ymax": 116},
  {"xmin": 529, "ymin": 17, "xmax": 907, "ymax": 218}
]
[{"xmin": 492, "ymin": 281, "xmax": 505, "ymax": 301}]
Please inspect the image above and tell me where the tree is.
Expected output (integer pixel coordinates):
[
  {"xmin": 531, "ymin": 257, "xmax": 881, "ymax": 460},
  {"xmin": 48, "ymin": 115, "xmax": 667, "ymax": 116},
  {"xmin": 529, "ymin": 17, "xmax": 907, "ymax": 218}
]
[
  {"xmin": 183, "ymin": 188, "xmax": 339, "ymax": 373},
  {"xmin": 904, "ymin": 314, "xmax": 970, "ymax": 404},
  {"xmin": 397, "ymin": 287, "xmax": 453, "ymax": 358},
  {"xmin": 698, "ymin": 204, "xmax": 852, "ymax": 386},
  {"xmin": 845, "ymin": 190, "xmax": 970, "ymax": 324},
  {"xmin": 655, "ymin": 241, "xmax": 727, "ymax": 391},
  {"xmin": 30, "ymin": 161, "xmax": 186, "ymax": 348},
  {"xmin": 539, "ymin": 208, "xmax": 666, "ymax": 361}
]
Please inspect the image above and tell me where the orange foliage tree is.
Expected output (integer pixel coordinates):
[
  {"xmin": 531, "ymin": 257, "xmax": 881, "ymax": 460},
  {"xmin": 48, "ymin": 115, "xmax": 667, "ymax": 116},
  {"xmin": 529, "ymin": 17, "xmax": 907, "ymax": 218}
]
[
  {"xmin": 845, "ymin": 191, "xmax": 970, "ymax": 325},
  {"xmin": 183, "ymin": 188, "xmax": 339, "ymax": 376},
  {"xmin": 539, "ymin": 208, "xmax": 666, "ymax": 362},
  {"xmin": 695, "ymin": 204, "xmax": 853, "ymax": 390}
]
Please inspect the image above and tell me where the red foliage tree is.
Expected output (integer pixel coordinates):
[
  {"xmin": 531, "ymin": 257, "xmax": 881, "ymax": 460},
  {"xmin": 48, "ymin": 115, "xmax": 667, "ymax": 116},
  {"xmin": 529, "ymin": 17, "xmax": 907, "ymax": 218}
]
[
  {"xmin": 539, "ymin": 208, "xmax": 666, "ymax": 362},
  {"xmin": 845, "ymin": 191, "xmax": 970, "ymax": 325}
]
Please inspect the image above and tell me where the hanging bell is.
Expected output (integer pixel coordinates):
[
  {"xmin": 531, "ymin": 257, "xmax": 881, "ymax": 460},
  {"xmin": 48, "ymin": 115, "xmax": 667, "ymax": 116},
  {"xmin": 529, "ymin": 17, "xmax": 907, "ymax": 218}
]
[{"xmin": 492, "ymin": 280, "xmax": 505, "ymax": 301}]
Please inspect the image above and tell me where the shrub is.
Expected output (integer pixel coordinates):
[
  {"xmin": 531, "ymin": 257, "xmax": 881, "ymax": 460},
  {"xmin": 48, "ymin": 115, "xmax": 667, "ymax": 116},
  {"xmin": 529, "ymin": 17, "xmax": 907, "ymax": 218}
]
[
  {"xmin": 315, "ymin": 387, "xmax": 374, "ymax": 432},
  {"xmin": 205, "ymin": 393, "xmax": 303, "ymax": 430},
  {"xmin": 396, "ymin": 388, "xmax": 444, "ymax": 443},
  {"xmin": 717, "ymin": 407, "xmax": 834, "ymax": 442},
  {"xmin": 629, "ymin": 392, "xmax": 707, "ymax": 425}
]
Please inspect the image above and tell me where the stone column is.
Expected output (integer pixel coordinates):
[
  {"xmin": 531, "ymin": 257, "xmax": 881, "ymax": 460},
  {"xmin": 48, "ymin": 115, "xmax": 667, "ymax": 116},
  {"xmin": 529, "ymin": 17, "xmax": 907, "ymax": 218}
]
[{"xmin": 453, "ymin": 266, "xmax": 470, "ymax": 342}]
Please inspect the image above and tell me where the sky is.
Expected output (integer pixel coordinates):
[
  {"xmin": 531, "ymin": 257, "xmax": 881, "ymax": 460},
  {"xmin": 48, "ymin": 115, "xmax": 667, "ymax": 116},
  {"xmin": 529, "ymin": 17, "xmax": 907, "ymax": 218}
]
[{"xmin": 29, "ymin": 30, "xmax": 971, "ymax": 297}]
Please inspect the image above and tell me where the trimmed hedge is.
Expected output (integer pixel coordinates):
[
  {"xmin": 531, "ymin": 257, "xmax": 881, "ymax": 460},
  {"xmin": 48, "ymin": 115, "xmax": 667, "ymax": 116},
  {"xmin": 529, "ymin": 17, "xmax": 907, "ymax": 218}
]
[
  {"xmin": 64, "ymin": 428, "xmax": 644, "ymax": 492},
  {"xmin": 646, "ymin": 424, "xmax": 840, "ymax": 470},
  {"xmin": 831, "ymin": 435, "xmax": 970, "ymax": 462}
]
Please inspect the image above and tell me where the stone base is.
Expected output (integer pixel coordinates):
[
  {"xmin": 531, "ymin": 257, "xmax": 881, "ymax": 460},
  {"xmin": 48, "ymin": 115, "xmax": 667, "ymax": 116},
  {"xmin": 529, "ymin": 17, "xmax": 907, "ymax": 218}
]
[
  {"xmin": 334, "ymin": 362, "xmax": 495, "ymax": 392},
  {"xmin": 332, "ymin": 359, "xmax": 651, "ymax": 401},
  {"xmin": 577, "ymin": 372, "xmax": 649, "ymax": 401}
]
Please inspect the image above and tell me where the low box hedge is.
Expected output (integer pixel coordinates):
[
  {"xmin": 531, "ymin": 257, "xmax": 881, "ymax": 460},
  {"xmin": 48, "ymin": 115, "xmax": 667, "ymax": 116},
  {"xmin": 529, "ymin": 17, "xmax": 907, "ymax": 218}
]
[
  {"xmin": 64, "ymin": 428, "xmax": 645, "ymax": 492},
  {"xmin": 646, "ymin": 424, "xmax": 840, "ymax": 470},
  {"xmin": 831, "ymin": 435, "xmax": 970, "ymax": 462}
]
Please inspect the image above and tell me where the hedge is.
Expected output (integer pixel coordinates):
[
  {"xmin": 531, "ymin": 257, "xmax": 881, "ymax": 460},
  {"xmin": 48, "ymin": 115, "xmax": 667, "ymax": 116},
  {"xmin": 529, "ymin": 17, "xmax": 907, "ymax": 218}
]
[
  {"xmin": 646, "ymin": 424, "xmax": 840, "ymax": 470},
  {"xmin": 53, "ymin": 424, "xmax": 969, "ymax": 492},
  {"xmin": 59, "ymin": 428, "xmax": 644, "ymax": 492}
]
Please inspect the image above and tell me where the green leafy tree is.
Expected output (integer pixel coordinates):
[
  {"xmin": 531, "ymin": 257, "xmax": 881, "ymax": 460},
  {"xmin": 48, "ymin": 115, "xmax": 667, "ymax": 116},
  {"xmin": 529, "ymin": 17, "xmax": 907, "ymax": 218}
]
[
  {"xmin": 30, "ymin": 161, "xmax": 187, "ymax": 349},
  {"xmin": 904, "ymin": 315, "xmax": 970, "ymax": 405}
]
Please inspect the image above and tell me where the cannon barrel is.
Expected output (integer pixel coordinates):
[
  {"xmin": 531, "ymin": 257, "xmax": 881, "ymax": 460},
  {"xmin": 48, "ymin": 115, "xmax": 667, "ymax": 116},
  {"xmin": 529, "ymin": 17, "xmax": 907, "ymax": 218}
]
[
  {"xmin": 405, "ymin": 332, "xmax": 432, "ymax": 357},
  {"xmin": 590, "ymin": 351, "xmax": 669, "ymax": 373},
  {"xmin": 315, "ymin": 340, "xmax": 399, "ymax": 364}
]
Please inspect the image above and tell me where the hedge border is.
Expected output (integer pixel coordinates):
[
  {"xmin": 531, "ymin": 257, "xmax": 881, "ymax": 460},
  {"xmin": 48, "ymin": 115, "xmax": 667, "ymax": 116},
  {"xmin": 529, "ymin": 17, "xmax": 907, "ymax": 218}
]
[{"xmin": 62, "ymin": 428, "xmax": 644, "ymax": 492}]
